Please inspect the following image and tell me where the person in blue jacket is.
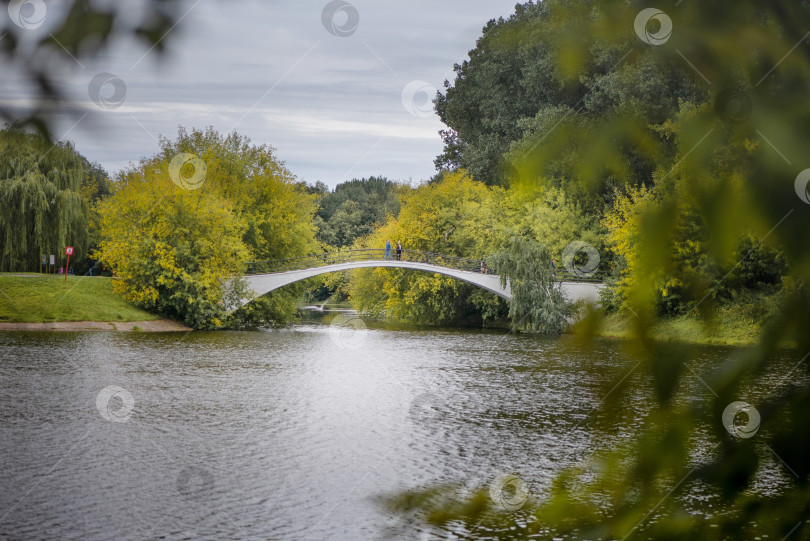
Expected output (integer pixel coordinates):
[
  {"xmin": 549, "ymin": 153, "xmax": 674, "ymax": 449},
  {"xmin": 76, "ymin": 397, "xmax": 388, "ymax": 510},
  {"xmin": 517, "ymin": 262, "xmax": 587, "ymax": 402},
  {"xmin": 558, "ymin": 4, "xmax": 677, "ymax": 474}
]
[{"xmin": 384, "ymin": 239, "xmax": 392, "ymax": 260}]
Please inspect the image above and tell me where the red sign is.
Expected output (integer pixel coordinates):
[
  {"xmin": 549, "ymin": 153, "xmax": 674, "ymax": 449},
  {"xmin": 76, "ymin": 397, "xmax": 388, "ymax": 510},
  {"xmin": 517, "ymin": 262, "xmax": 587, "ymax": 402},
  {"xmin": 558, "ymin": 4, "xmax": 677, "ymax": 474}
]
[{"xmin": 65, "ymin": 246, "xmax": 74, "ymax": 256}]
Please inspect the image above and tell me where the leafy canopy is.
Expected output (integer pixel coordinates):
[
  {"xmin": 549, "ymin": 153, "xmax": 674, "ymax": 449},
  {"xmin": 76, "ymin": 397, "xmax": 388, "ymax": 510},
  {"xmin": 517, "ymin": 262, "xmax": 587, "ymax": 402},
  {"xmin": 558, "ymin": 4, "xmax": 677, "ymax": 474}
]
[
  {"xmin": 0, "ymin": 125, "xmax": 101, "ymax": 272},
  {"xmin": 314, "ymin": 176, "xmax": 404, "ymax": 249},
  {"xmin": 348, "ymin": 170, "xmax": 510, "ymax": 325},
  {"xmin": 489, "ymin": 235, "xmax": 568, "ymax": 333},
  {"xmin": 97, "ymin": 127, "xmax": 320, "ymax": 328}
]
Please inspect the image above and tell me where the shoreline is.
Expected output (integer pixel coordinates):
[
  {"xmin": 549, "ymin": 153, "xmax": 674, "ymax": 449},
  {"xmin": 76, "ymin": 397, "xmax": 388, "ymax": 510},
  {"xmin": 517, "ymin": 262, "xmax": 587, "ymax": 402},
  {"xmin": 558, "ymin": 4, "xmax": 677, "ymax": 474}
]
[
  {"xmin": 0, "ymin": 313, "xmax": 786, "ymax": 347},
  {"xmin": 0, "ymin": 319, "xmax": 192, "ymax": 332}
]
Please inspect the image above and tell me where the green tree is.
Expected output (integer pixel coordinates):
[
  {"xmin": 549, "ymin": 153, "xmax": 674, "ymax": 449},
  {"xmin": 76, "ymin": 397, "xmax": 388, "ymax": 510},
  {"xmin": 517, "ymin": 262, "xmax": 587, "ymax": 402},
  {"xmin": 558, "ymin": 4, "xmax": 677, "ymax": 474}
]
[
  {"xmin": 156, "ymin": 127, "xmax": 320, "ymax": 326},
  {"xmin": 435, "ymin": 1, "xmax": 704, "ymax": 188},
  {"xmin": 155, "ymin": 127, "xmax": 320, "ymax": 262},
  {"xmin": 305, "ymin": 177, "xmax": 407, "ymax": 304},
  {"xmin": 314, "ymin": 176, "xmax": 404, "ymax": 248},
  {"xmin": 511, "ymin": 184, "xmax": 604, "ymax": 265}
]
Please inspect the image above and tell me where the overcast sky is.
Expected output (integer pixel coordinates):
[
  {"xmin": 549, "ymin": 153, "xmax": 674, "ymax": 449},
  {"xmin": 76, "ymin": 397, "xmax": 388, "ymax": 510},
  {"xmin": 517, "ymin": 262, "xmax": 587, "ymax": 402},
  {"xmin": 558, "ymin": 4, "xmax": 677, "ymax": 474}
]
[{"xmin": 3, "ymin": 0, "xmax": 520, "ymax": 187}]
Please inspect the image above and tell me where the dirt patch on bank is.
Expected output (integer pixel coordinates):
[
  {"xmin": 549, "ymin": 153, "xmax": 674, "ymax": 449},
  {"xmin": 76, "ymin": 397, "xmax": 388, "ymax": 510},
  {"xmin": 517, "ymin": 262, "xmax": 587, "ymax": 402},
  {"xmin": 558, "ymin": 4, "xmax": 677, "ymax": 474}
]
[{"xmin": 0, "ymin": 319, "xmax": 192, "ymax": 332}]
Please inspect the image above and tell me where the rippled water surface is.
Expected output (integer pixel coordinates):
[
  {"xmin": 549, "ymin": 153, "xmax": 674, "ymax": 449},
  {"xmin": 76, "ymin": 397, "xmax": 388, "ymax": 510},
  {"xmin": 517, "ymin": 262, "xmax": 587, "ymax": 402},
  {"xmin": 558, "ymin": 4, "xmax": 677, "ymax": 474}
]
[{"xmin": 0, "ymin": 318, "xmax": 803, "ymax": 540}]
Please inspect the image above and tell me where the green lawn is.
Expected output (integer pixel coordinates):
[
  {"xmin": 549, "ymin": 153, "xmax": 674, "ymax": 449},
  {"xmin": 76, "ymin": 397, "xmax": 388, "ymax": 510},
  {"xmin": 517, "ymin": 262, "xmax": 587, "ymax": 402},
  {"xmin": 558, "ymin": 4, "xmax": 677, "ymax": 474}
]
[
  {"xmin": 0, "ymin": 274, "xmax": 159, "ymax": 323},
  {"xmin": 594, "ymin": 302, "xmax": 793, "ymax": 348}
]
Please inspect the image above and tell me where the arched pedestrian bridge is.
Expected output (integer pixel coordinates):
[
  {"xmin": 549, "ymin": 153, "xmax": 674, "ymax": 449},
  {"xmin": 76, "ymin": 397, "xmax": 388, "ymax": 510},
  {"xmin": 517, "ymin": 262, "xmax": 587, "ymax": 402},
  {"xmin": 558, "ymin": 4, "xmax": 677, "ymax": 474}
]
[{"xmin": 241, "ymin": 249, "xmax": 604, "ymax": 306}]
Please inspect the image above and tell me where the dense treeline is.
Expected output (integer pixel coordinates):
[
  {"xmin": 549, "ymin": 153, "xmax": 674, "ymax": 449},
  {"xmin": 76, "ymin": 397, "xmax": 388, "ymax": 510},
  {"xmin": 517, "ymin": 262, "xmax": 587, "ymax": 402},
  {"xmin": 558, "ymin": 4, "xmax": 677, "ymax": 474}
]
[
  {"xmin": 311, "ymin": 176, "xmax": 404, "ymax": 248},
  {"xmin": 302, "ymin": 177, "xmax": 406, "ymax": 303},
  {"xmin": 0, "ymin": 124, "xmax": 322, "ymax": 329},
  {"xmin": 342, "ymin": 0, "xmax": 788, "ymax": 328},
  {"xmin": 349, "ymin": 171, "xmax": 508, "ymax": 325}
]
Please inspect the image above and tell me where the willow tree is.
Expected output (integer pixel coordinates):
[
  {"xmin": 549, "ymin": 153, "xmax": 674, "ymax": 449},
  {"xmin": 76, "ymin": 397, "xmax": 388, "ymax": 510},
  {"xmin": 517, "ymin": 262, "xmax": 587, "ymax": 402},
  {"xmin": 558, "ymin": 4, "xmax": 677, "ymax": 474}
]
[
  {"xmin": 0, "ymin": 127, "xmax": 91, "ymax": 272},
  {"xmin": 489, "ymin": 235, "xmax": 568, "ymax": 333}
]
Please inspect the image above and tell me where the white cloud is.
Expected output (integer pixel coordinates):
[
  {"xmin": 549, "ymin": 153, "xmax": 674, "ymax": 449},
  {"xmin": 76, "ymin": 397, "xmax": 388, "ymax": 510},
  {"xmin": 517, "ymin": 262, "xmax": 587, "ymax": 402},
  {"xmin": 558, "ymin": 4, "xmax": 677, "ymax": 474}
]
[{"xmin": 261, "ymin": 110, "xmax": 439, "ymax": 139}]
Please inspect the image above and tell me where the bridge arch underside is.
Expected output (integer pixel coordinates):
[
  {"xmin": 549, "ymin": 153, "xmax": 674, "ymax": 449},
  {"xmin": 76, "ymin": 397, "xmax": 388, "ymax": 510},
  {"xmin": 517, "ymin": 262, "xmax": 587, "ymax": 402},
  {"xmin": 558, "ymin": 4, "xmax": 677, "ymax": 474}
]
[{"xmin": 241, "ymin": 261, "xmax": 604, "ymax": 306}]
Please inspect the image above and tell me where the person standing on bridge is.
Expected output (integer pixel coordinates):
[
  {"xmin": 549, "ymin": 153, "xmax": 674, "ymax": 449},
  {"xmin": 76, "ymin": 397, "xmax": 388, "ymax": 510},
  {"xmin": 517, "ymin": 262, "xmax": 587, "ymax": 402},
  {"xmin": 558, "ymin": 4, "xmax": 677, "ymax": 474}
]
[
  {"xmin": 396, "ymin": 240, "xmax": 402, "ymax": 261},
  {"xmin": 384, "ymin": 239, "xmax": 392, "ymax": 260}
]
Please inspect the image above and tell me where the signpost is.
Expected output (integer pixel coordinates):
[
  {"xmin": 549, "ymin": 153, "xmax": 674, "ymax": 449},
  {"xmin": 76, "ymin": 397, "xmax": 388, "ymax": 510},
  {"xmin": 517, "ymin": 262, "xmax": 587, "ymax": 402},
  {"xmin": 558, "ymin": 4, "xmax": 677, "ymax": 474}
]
[{"xmin": 65, "ymin": 247, "xmax": 74, "ymax": 282}]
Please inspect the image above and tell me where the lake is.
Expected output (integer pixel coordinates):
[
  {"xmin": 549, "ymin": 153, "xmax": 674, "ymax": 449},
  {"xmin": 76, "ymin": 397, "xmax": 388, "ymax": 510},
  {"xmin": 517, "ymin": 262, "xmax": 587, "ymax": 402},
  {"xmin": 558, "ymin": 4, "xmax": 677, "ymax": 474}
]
[{"xmin": 0, "ymin": 314, "xmax": 802, "ymax": 540}]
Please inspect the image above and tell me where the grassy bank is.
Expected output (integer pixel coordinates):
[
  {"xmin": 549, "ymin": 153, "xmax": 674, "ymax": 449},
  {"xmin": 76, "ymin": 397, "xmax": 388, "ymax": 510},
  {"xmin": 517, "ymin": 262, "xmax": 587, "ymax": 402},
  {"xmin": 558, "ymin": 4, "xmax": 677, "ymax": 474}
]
[
  {"xmin": 592, "ymin": 295, "xmax": 791, "ymax": 348},
  {"xmin": 0, "ymin": 274, "xmax": 159, "ymax": 323}
]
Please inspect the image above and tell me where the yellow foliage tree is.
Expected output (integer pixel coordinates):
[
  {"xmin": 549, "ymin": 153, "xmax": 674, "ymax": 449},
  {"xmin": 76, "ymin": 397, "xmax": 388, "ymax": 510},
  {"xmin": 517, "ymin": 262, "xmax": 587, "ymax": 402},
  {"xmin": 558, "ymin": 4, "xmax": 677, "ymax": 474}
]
[
  {"xmin": 510, "ymin": 184, "xmax": 603, "ymax": 263},
  {"xmin": 97, "ymin": 163, "xmax": 249, "ymax": 329},
  {"xmin": 349, "ymin": 171, "xmax": 606, "ymax": 324},
  {"xmin": 348, "ymin": 170, "xmax": 511, "ymax": 323},
  {"xmin": 97, "ymin": 128, "xmax": 321, "ymax": 328}
]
